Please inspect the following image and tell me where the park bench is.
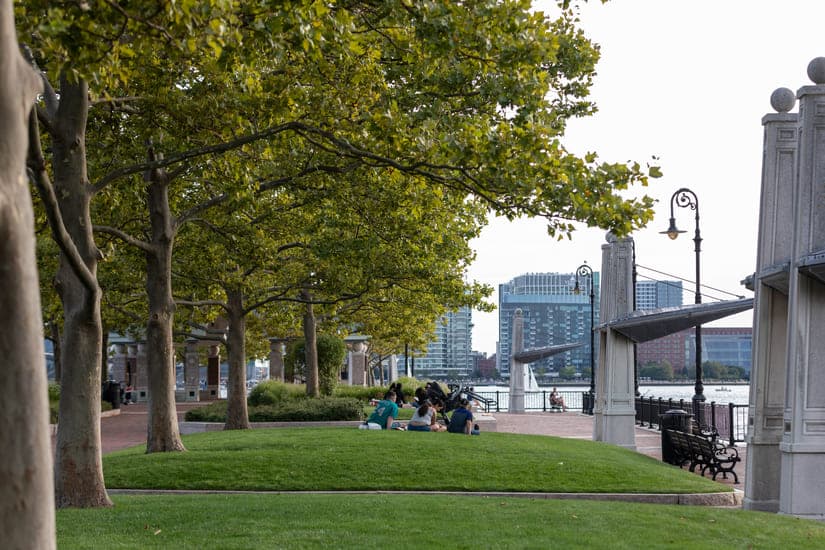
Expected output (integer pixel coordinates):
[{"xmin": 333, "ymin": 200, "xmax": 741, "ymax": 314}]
[{"xmin": 666, "ymin": 429, "xmax": 741, "ymax": 484}]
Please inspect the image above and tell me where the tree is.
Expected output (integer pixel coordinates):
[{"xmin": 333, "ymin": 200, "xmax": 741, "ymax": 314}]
[
  {"xmin": 0, "ymin": 1, "xmax": 55, "ymax": 545},
  {"xmin": 285, "ymin": 335, "xmax": 347, "ymax": 395}
]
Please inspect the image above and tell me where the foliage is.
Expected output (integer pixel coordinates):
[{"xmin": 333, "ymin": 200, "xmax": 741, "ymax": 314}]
[
  {"xmin": 559, "ymin": 366, "xmax": 577, "ymax": 380},
  {"xmin": 686, "ymin": 362, "xmax": 748, "ymax": 381},
  {"xmin": 247, "ymin": 381, "xmax": 307, "ymax": 407},
  {"xmin": 247, "ymin": 398, "xmax": 363, "ymax": 422},
  {"xmin": 639, "ymin": 361, "xmax": 674, "ymax": 381},
  {"xmin": 332, "ymin": 385, "xmax": 386, "ymax": 402},
  {"xmin": 284, "ymin": 336, "xmax": 346, "ymax": 395},
  {"xmin": 57, "ymin": 494, "xmax": 825, "ymax": 550},
  {"xmin": 184, "ymin": 396, "xmax": 362, "ymax": 422}
]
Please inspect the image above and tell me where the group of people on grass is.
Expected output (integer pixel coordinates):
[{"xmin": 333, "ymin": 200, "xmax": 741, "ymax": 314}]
[{"xmin": 363, "ymin": 385, "xmax": 479, "ymax": 435}]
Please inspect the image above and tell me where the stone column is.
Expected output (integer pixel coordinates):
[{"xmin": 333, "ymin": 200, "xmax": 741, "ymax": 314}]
[
  {"xmin": 387, "ymin": 355, "xmax": 398, "ymax": 382},
  {"xmin": 348, "ymin": 341, "xmax": 367, "ymax": 386},
  {"xmin": 109, "ymin": 344, "xmax": 127, "ymax": 384},
  {"xmin": 203, "ymin": 344, "xmax": 221, "ymax": 400},
  {"xmin": 592, "ymin": 237, "xmax": 613, "ymax": 441},
  {"xmin": 594, "ymin": 233, "xmax": 636, "ymax": 449},
  {"xmin": 134, "ymin": 342, "xmax": 149, "ymax": 402},
  {"xmin": 779, "ymin": 58, "xmax": 825, "ymax": 520},
  {"xmin": 509, "ymin": 309, "xmax": 526, "ymax": 413},
  {"xmin": 744, "ymin": 88, "xmax": 797, "ymax": 512},
  {"xmin": 268, "ymin": 339, "xmax": 286, "ymax": 382},
  {"xmin": 183, "ymin": 339, "xmax": 200, "ymax": 402}
]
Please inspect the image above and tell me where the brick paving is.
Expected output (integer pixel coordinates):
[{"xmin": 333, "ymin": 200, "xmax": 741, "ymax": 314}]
[{"xmin": 98, "ymin": 404, "xmax": 745, "ymax": 491}]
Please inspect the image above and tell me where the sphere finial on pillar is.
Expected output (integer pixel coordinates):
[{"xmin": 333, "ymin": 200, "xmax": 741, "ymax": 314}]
[
  {"xmin": 807, "ymin": 57, "xmax": 825, "ymax": 85},
  {"xmin": 770, "ymin": 87, "xmax": 796, "ymax": 113}
]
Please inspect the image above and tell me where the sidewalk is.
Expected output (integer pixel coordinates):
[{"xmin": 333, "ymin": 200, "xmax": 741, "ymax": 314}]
[{"xmin": 99, "ymin": 405, "xmax": 745, "ymax": 491}]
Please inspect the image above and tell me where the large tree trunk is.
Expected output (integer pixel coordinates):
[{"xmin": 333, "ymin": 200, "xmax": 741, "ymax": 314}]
[
  {"xmin": 0, "ymin": 5, "xmax": 55, "ymax": 545},
  {"xmin": 144, "ymin": 163, "xmax": 185, "ymax": 452},
  {"xmin": 302, "ymin": 291, "xmax": 319, "ymax": 397},
  {"xmin": 224, "ymin": 289, "xmax": 249, "ymax": 430},
  {"xmin": 50, "ymin": 81, "xmax": 111, "ymax": 508}
]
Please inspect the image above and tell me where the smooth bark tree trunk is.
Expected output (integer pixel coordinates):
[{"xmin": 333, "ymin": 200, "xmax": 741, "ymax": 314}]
[
  {"xmin": 50, "ymin": 81, "xmax": 111, "ymax": 508},
  {"xmin": 302, "ymin": 291, "xmax": 319, "ymax": 397},
  {"xmin": 224, "ymin": 289, "xmax": 249, "ymax": 430},
  {"xmin": 144, "ymin": 164, "xmax": 185, "ymax": 452},
  {"xmin": 0, "ymin": 2, "xmax": 56, "ymax": 545}
]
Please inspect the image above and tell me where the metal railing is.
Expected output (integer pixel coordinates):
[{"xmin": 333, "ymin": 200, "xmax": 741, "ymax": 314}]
[
  {"xmin": 634, "ymin": 396, "xmax": 748, "ymax": 446},
  {"xmin": 469, "ymin": 390, "xmax": 748, "ymax": 446},
  {"xmin": 471, "ymin": 390, "xmax": 582, "ymax": 413}
]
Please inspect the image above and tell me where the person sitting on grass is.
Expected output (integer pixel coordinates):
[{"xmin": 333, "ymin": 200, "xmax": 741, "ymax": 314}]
[
  {"xmin": 366, "ymin": 390, "xmax": 400, "ymax": 430},
  {"xmin": 549, "ymin": 387, "xmax": 567, "ymax": 412},
  {"xmin": 447, "ymin": 398, "xmax": 479, "ymax": 435},
  {"xmin": 407, "ymin": 400, "xmax": 446, "ymax": 432}
]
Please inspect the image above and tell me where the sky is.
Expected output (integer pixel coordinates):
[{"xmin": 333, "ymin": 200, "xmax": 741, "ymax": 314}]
[{"xmin": 466, "ymin": 0, "xmax": 825, "ymax": 356}]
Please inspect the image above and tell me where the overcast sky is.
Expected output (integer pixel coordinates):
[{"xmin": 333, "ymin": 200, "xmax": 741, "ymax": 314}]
[{"xmin": 466, "ymin": 0, "xmax": 824, "ymax": 356}]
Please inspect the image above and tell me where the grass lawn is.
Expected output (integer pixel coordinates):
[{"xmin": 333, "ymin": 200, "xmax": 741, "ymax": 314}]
[
  {"xmin": 57, "ymin": 494, "xmax": 825, "ymax": 549},
  {"xmin": 103, "ymin": 428, "xmax": 726, "ymax": 494}
]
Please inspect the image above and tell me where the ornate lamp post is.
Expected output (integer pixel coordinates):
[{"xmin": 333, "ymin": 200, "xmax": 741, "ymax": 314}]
[
  {"xmin": 573, "ymin": 263, "xmax": 595, "ymax": 414},
  {"xmin": 660, "ymin": 188, "xmax": 705, "ymax": 414}
]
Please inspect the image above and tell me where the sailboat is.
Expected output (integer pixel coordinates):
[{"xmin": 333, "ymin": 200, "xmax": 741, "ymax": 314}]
[{"xmin": 524, "ymin": 365, "xmax": 540, "ymax": 391}]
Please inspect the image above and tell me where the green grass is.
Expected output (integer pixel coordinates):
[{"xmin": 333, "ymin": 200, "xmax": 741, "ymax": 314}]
[
  {"xmin": 104, "ymin": 428, "xmax": 724, "ymax": 494},
  {"xmin": 57, "ymin": 494, "xmax": 825, "ymax": 549}
]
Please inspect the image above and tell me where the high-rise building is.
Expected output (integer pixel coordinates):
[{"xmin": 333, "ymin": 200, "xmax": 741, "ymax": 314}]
[
  {"xmin": 497, "ymin": 272, "xmax": 600, "ymax": 378},
  {"xmin": 414, "ymin": 307, "xmax": 473, "ymax": 379},
  {"xmin": 635, "ymin": 279, "xmax": 683, "ymax": 310}
]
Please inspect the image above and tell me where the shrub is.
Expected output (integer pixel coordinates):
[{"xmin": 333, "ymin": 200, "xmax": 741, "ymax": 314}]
[
  {"xmin": 185, "ymin": 401, "xmax": 228, "ymax": 422},
  {"xmin": 248, "ymin": 381, "xmax": 306, "ymax": 407},
  {"xmin": 332, "ymin": 385, "xmax": 386, "ymax": 402},
  {"xmin": 248, "ymin": 398, "xmax": 364, "ymax": 422}
]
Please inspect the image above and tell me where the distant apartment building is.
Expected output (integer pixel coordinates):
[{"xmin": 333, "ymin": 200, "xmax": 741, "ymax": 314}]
[
  {"xmin": 413, "ymin": 306, "xmax": 473, "ymax": 378},
  {"xmin": 471, "ymin": 351, "xmax": 497, "ymax": 379},
  {"xmin": 635, "ymin": 279, "xmax": 683, "ymax": 310},
  {"xmin": 497, "ymin": 272, "xmax": 601, "ymax": 378},
  {"xmin": 636, "ymin": 327, "xmax": 753, "ymax": 375}
]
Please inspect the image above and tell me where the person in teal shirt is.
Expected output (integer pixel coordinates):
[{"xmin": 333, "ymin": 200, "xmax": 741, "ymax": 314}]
[{"xmin": 367, "ymin": 391, "xmax": 399, "ymax": 429}]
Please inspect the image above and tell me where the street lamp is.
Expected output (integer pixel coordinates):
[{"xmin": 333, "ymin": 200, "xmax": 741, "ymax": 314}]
[
  {"xmin": 573, "ymin": 263, "xmax": 595, "ymax": 414},
  {"xmin": 660, "ymin": 188, "xmax": 705, "ymax": 412}
]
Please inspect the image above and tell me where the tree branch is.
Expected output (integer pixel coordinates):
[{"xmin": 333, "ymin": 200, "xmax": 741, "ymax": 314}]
[{"xmin": 93, "ymin": 225, "xmax": 153, "ymax": 253}]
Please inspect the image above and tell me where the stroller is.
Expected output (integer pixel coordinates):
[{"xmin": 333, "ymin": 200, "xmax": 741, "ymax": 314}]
[{"xmin": 423, "ymin": 382, "xmax": 494, "ymax": 425}]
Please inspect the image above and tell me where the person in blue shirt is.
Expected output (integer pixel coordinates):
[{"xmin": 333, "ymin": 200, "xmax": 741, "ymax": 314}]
[
  {"xmin": 448, "ymin": 398, "xmax": 479, "ymax": 435},
  {"xmin": 367, "ymin": 391, "xmax": 399, "ymax": 429}
]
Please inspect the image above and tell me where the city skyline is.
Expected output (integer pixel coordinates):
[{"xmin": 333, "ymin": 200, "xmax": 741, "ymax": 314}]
[{"xmin": 466, "ymin": 1, "xmax": 825, "ymax": 356}]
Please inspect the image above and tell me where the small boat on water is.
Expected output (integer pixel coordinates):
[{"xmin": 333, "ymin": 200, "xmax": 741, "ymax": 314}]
[{"xmin": 715, "ymin": 386, "xmax": 732, "ymax": 392}]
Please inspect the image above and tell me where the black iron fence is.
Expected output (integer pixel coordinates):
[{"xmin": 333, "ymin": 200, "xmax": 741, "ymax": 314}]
[
  {"xmin": 471, "ymin": 389, "xmax": 583, "ymax": 413},
  {"xmin": 473, "ymin": 390, "xmax": 748, "ymax": 446},
  {"xmin": 634, "ymin": 395, "xmax": 748, "ymax": 445}
]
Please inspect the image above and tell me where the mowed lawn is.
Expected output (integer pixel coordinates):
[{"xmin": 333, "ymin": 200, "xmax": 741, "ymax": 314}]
[
  {"xmin": 58, "ymin": 494, "xmax": 825, "ymax": 549},
  {"xmin": 102, "ymin": 427, "xmax": 725, "ymax": 494}
]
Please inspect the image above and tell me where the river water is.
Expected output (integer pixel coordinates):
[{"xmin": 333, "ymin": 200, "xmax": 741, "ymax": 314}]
[{"xmin": 471, "ymin": 383, "xmax": 750, "ymax": 410}]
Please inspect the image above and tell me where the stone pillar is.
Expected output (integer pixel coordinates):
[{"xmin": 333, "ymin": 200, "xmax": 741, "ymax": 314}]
[
  {"xmin": 109, "ymin": 344, "xmax": 127, "ymax": 384},
  {"xmin": 183, "ymin": 339, "xmax": 200, "ymax": 402},
  {"xmin": 203, "ymin": 344, "xmax": 221, "ymax": 400},
  {"xmin": 268, "ymin": 339, "xmax": 286, "ymax": 382},
  {"xmin": 594, "ymin": 233, "xmax": 636, "ymax": 449},
  {"xmin": 744, "ymin": 88, "xmax": 797, "ymax": 512},
  {"xmin": 134, "ymin": 342, "xmax": 149, "ymax": 403},
  {"xmin": 387, "ymin": 355, "xmax": 398, "ymax": 382},
  {"xmin": 509, "ymin": 309, "xmax": 525, "ymax": 413},
  {"xmin": 779, "ymin": 58, "xmax": 825, "ymax": 520},
  {"xmin": 593, "ymin": 237, "xmax": 613, "ymax": 441},
  {"xmin": 348, "ymin": 341, "xmax": 367, "ymax": 386}
]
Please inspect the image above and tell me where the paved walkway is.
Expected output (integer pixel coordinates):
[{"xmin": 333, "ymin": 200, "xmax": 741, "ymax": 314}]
[{"xmin": 100, "ymin": 404, "xmax": 745, "ymax": 492}]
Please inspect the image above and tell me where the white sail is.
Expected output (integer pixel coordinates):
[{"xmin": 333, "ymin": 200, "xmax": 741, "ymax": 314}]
[{"xmin": 524, "ymin": 365, "xmax": 540, "ymax": 391}]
